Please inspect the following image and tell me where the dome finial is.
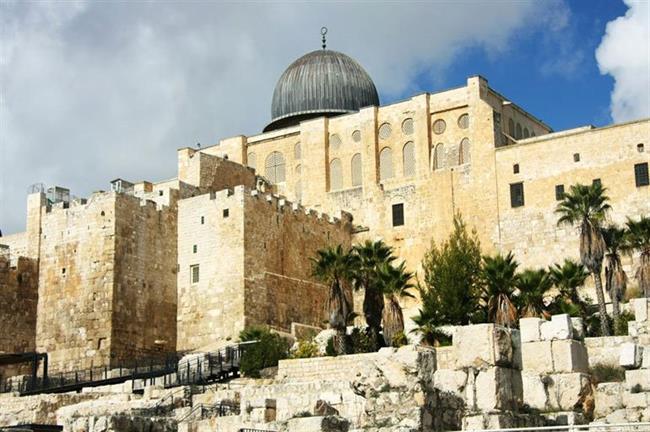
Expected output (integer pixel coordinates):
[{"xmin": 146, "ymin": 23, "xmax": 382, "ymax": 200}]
[{"xmin": 321, "ymin": 27, "xmax": 328, "ymax": 49}]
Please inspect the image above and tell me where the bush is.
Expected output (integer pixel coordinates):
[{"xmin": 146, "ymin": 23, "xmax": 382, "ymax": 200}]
[
  {"xmin": 291, "ymin": 340, "xmax": 320, "ymax": 359},
  {"xmin": 614, "ymin": 310, "xmax": 635, "ymax": 336},
  {"xmin": 391, "ymin": 331, "xmax": 408, "ymax": 347},
  {"xmin": 348, "ymin": 328, "xmax": 374, "ymax": 354},
  {"xmin": 239, "ymin": 326, "xmax": 289, "ymax": 377},
  {"xmin": 325, "ymin": 336, "xmax": 337, "ymax": 357},
  {"xmin": 589, "ymin": 363, "xmax": 625, "ymax": 384}
]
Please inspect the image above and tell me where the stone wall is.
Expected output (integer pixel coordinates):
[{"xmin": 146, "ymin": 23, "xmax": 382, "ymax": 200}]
[
  {"xmin": 0, "ymin": 255, "xmax": 38, "ymax": 354},
  {"xmin": 177, "ymin": 186, "xmax": 353, "ymax": 352},
  {"xmin": 35, "ymin": 191, "xmax": 178, "ymax": 372}
]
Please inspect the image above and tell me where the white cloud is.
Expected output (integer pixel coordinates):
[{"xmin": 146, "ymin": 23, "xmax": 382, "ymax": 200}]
[
  {"xmin": 1, "ymin": 1, "xmax": 564, "ymax": 233},
  {"xmin": 596, "ymin": 0, "xmax": 650, "ymax": 123}
]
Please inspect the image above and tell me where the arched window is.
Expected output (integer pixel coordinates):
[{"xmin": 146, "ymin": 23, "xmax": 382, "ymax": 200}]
[
  {"xmin": 264, "ymin": 151, "xmax": 286, "ymax": 183},
  {"xmin": 295, "ymin": 181, "xmax": 302, "ymax": 201},
  {"xmin": 352, "ymin": 130, "xmax": 361, "ymax": 142},
  {"xmin": 379, "ymin": 123, "xmax": 392, "ymax": 140},
  {"xmin": 351, "ymin": 153, "xmax": 362, "ymax": 187},
  {"xmin": 433, "ymin": 119, "xmax": 446, "ymax": 135},
  {"xmin": 458, "ymin": 113, "xmax": 469, "ymax": 129},
  {"xmin": 508, "ymin": 119, "xmax": 515, "ymax": 137},
  {"xmin": 401, "ymin": 118, "xmax": 414, "ymax": 135},
  {"xmin": 247, "ymin": 152, "xmax": 256, "ymax": 170},
  {"xmin": 294, "ymin": 142, "xmax": 301, "ymax": 159},
  {"xmin": 402, "ymin": 142, "xmax": 415, "ymax": 177},
  {"xmin": 459, "ymin": 138, "xmax": 470, "ymax": 164},
  {"xmin": 434, "ymin": 144, "xmax": 445, "ymax": 170},
  {"xmin": 329, "ymin": 158, "xmax": 343, "ymax": 191},
  {"xmin": 515, "ymin": 123, "xmax": 522, "ymax": 139},
  {"xmin": 295, "ymin": 164, "xmax": 301, "ymax": 175},
  {"xmin": 523, "ymin": 128, "xmax": 530, "ymax": 139},
  {"xmin": 379, "ymin": 147, "xmax": 393, "ymax": 180}
]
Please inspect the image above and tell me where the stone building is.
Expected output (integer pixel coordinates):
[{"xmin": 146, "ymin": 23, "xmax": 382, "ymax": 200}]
[{"xmin": 0, "ymin": 46, "xmax": 648, "ymax": 374}]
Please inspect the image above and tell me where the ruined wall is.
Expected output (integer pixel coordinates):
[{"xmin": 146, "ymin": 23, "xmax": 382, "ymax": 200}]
[
  {"xmin": 36, "ymin": 194, "xmax": 117, "ymax": 372},
  {"xmin": 36, "ymin": 190, "xmax": 179, "ymax": 372},
  {"xmin": 0, "ymin": 255, "xmax": 38, "ymax": 354},
  {"xmin": 243, "ymin": 191, "xmax": 353, "ymax": 332},
  {"xmin": 0, "ymin": 232, "xmax": 28, "ymax": 265},
  {"xmin": 178, "ymin": 148, "xmax": 257, "ymax": 192},
  {"xmin": 110, "ymin": 193, "xmax": 178, "ymax": 364}
]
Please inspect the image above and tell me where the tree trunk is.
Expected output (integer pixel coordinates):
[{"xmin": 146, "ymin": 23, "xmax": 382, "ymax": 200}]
[
  {"xmin": 335, "ymin": 330, "xmax": 348, "ymax": 355},
  {"xmin": 593, "ymin": 272, "xmax": 611, "ymax": 336},
  {"xmin": 605, "ymin": 267, "xmax": 620, "ymax": 329}
]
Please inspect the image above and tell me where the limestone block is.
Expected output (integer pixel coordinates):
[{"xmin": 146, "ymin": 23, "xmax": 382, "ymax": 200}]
[
  {"xmin": 285, "ymin": 415, "xmax": 350, "ymax": 432},
  {"xmin": 552, "ymin": 339, "xmax": 589, "ymax": 373},
  {"xmin": 521, "ymin": 372, "xmax": 549, "ymax": 410},
  {"xmin": 571, "ymin": 317, "xmax": 585, "ymax": 340},
  {"xmin": 632, "ymin": 298, "xmax": 649, "ymax": 322},
  {"xmin": 522, "ymin": 340, "xmax": 553, "ymax": 373},
  {"xmin": 520, "ymin": 317, "xmax": 542, "ymax": 343},
  {"xmin": 594, "ymin": 382, "xmax": 623, "ymax": 418},
  {"xmin": 474, "ymin": 367, "xmax": 520, "ymax": 411},
  {"xmin": 433, "ymin": 369, "xmax": 467, "ymax": 397},
  {"xmin": 625, "ymin": 369, "xmax": 650, "ymax": 391},
  {"xmin": 643, "ymin": 346, "xmax": 650, "ymax": 369},
  {"xmin": 623, "ymin": 391, "xmax": 650, "ymax": 408},
  {"xmin": 454, "ymin": 324, "xmax": 513, "ymax": 368},
  {"xmin": 511, "ymin": 329, "xmax": 523, "ymax": 370},
  {"xmin": 547, "ymin": 372, "xmax": 591, "ymax": 412},
  {"xmin": 619, "ymin": 342, "xmax": 643, "ymax": 369},
  {"xmin": 541, "ymin": 314, "xmax": 573, "ymax": 341}
]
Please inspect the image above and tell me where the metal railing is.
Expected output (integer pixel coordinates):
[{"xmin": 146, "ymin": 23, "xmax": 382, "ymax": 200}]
[
  {"xmin": 177, "ymin": 400, "xmax": 240, "ymax": 423},
  {"xmin": 1, "ymin": 341, "xmax": 257, "ymax": 396},
  {"xmin": 461, "ymin": 423, "xmax": 650, "ymax": 432}
]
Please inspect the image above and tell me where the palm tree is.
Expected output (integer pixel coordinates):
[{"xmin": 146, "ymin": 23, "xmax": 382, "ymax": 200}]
[
  {"xmin": 549, "ymin": 259, "xmax": 590, "ymax": 318},
  {"xmin": 516, "ymin": 269, "xmax": 553, "ymax": 319},
  {"xmin": 623, "ymin": 216, "xmax": 650, "ymax": 298},
  {"xmin": 480, "ymin": 252, "xmax": 519, "ymax": 327},
  {"xmin": 602, "ymin": 225, "xmax": 628, "ymax": 323},
  {"xmin": 351, "ymin": 240, "xmax": 395, "ymax": 349},
  {"xmin": 556, "ymin": 182, "xmax": 612, "ymax": 336},
  {"xmin": 311, "ymin": 245, "xmax": 354, "ymax": 354},
  {"xmin": 376, "ymin": 262, "xmax": 415, "ymax": 346}
]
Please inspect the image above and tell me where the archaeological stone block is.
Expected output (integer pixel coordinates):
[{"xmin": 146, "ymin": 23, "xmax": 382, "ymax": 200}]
[
  {"xmin": 521, "ymin": 340, "xmax": 553, "ymax": 373},
  {"xmin": 541, "ymin": 314, "xmax": 573, "ymax": 341},
  {"xmin": 474, "ymin": 367, "xmax": 520, "ymax": 411},
  {"xmin": 433, "ymin": 369, "xmax": 467, "ymax": 397},
  {"xmin": 619, "ymin": 342, "xmax": 643, "ymax": 369},
  {"xmin": 551, "ymin": 339, "xmax": 589, "ymax": 373},
  {"xmin": 454, "ymin": 323, "xmax": 513, "ymax": 368},
  {"xmin": 626, "ymin": 369, "xmax": 650, "ymax": 391},
  {"xmin": 520, "ymin": 317, "xmax": 542, "ymax": 343},
  {"xmin": 632, "ymin": 298, "xmax": 649, "ymax": 322},
  {"xmin": 285, "ymin": 415, "xmax": 350, "ymax": 432},
  {"xmin": 642, "ymin": 346, "xmax": 650, "ymax": 369},
  {"xmin": 547, "ymin": 372, "xmax": 591, "ymax": 412},
  {"xmin": 521, "ymin": 372, "xmax": 549, "ymax": 410},
  {"xmin": 594, "ymin": 382, "xmax": 623, "ymax": 418},
  {"xmin": 571, "ymin": 317, "xmax": 585, "ymax": 340}
]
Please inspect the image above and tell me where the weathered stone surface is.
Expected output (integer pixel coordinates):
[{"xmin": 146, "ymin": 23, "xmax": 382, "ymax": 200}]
[
  {"xmin": 552, "ymin": 339, "xmax": 589, "ymax": 373},
  {"xmin": 521, "ymin": 372, "xmax": 549, "ymax": 410},
  {"xmin": 474, "ymin": 367, "xmax": 519, "ymax": 411},
  {"xmin": 571, "ymin": 317, "xmax": 585, "ymax": 340},
  {"xmin": 285, "ymin": 415, "xmax": 350, "ymax": 432},
  {"xmin": 454, "ymin": 324, "xmax": 514, "ymax": 368},
  {"xmin": 594, "ymin": 382, "xmax": 624, "ymax": 419},
  {"xmin": 625, "ymin": 369, "xmax": 650, "ymax": 391},
  {"xmin": 520, "ymin": 317, "xmax": 542, "ymax": 343},
  {"xmin": 521, "ymin": 340, "xmax": 553, "ymax": 373},
  {"xmin": 433, "ymin": 369, "xmax": 467, "ymax": 397},
  {"xmin": 632, "ymin": 298, "xmax": 649, "ymax": 322},
  {"xmin": 619, "ymin": 342, "xmax": 642, "ymax": 369},
  {"xmin": 540, "ymin": 314, "xmax": 573, "ymax": 341},
  {"xmin": 546, "ymin": 372, "xmax": 591, "ymax": 412}
]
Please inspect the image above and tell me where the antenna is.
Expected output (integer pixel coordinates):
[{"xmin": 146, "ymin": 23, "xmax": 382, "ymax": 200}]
[{"xmin": 321, "ymin": 27, "xmax": 328, "ymax": 49}]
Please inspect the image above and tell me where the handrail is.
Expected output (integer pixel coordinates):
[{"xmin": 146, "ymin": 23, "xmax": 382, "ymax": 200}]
[{"xmin": 177, "ymin": 400, "xmax": 240, "ymax": 422}]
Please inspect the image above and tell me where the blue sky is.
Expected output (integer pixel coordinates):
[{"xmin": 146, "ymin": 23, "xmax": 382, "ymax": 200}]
[
  {"xmin": 1, "ymin": 0, "xmax": 648, "ymax": 233},
  {"xmin": 398, "ymin": 0, "xmax": 629, "ymax": 131}
]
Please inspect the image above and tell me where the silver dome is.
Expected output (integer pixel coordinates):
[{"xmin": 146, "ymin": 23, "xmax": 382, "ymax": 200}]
[{"xmin": 264, "ymin": 49, "xmax": 380, "ymax": 132}]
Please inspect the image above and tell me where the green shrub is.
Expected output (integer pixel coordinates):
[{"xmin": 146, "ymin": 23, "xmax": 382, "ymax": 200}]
[
  {"xmin": 614, "ymin": 310, "xmax": 635, "ymax": 336},
  {"xmin": 239, "ymin": 327, "xmax": 289, "ymax": 377},
  {"xmin": 325, "ymin": 336, "xmax": 337, "ymax": 357},
  {"xmin": 291, "ymin": 340, "xmax": 320, "ymax": 359},
  {"xmin": 391, "ymin": 331, "xmax": 408, "ymax": 347},
  {"xmin": 348, "ymin": 328, "xmax": 374, "ymax": 354},
  {"xmin": 589, "ymin": 363, "xmax": 625, "ymax": 384}
]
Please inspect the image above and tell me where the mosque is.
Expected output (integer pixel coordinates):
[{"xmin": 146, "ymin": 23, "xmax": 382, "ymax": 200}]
[{"xmin": 0, "ymin": 35, "xmax": 648, "ymax": 376}]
